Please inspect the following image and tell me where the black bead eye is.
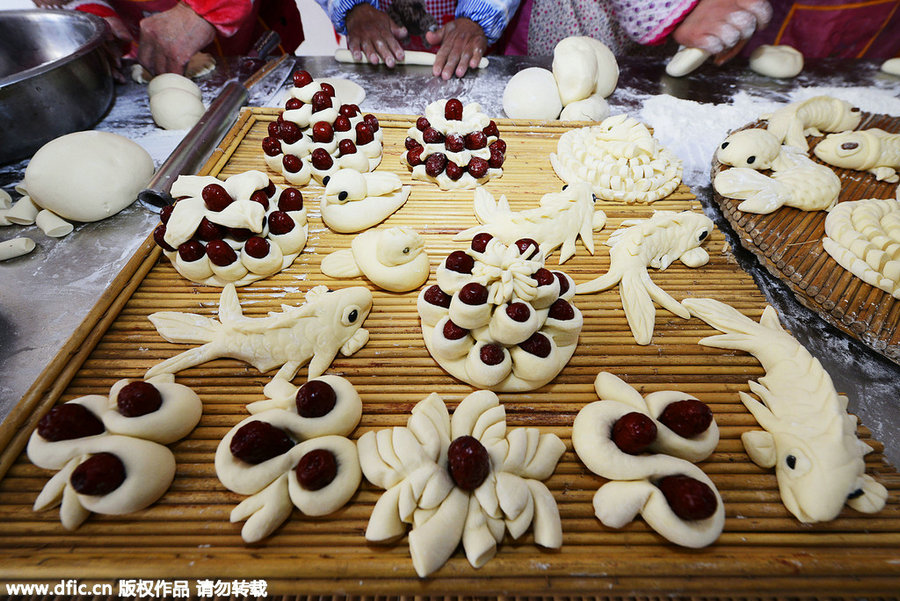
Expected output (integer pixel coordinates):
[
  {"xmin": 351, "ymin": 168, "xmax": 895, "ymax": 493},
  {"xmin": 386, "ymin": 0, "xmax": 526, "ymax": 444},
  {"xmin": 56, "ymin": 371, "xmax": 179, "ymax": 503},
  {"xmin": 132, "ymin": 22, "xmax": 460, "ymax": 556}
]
[
  {"xmin": 786, "ymin": 454, "xmax": 796, "ymax": 469},
  {"xmin": 338, "ymin": 191, "xmax": 348, "ymax": 201},
  {"xmin": 402, "ymin": 247, "xmax": 410, "ymax": 254},
  {"xmin": 721, "ymin": 142, "xmax": 729, "ymax": 149},
  {"xmin": 747, "ymin": 155, "xmax": 755, "ymax": 164},
  {"xmin": 322, "ymin": 175, "xmax": 331, "ymax": 186},
  {"xmin": 848, "ymin": 488, "xmax": 864, "ymax": 499},
  {"xmin": 562, "ymin": 184, "xmax": 568, "ymax": 190},
  {"xmin": 348, "ymin": 309, "xmax": 358, "ymax": 323},
  {"xmin": 698, "ymin": 230, "xmax": 708, "ymax": 241}
]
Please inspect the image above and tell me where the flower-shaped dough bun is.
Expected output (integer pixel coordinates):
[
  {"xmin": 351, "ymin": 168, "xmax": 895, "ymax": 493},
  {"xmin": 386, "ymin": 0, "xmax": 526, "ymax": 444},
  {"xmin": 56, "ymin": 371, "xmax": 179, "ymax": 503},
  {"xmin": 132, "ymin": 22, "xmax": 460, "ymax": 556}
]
[
  {"xmin": 153, "ymin": 170, "xmax": 308, "ymax": 287},
  {"xmin": 261, "ymin": 69, "xmax": 383, "ymax": 186},
  {"xmin": 403, "ymin": 98, "xmax": 506, "ymax": 190},
  {"xmin": 418, "ymin": 236, "xmax": 582, "ymax": 391},
  {"xmin": 572, "ymin": 372, "xmax": 724, "ymax": 548},
  {"xmin": 359, "ymin": 389, "xmax": 565, "ymax": 577},
  {"xmin": 26, "ymin": 374, "xmax": 202, "ymax": 530},
  {"xmin": 215, "ymin": 375, "xmax": 362, "ymax": 543}
]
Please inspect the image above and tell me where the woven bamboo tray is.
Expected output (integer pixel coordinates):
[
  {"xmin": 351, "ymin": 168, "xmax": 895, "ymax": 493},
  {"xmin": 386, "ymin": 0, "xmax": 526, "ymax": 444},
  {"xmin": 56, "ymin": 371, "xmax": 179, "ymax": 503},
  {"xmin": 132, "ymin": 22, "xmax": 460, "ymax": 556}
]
[
  {"xmin": 0, "ymin": 109, "xmax": 897, "ymax": 596},
  {"xmin": 710, "ymin": 112, "xmax": 900, "ymax": 365}
]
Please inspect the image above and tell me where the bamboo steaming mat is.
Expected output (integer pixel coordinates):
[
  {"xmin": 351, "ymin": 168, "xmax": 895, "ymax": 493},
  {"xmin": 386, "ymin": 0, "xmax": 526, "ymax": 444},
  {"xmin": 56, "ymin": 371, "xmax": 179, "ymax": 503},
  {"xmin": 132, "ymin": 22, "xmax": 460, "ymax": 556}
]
[
  {"xmin": 710, "ymin": 112, "xmax": 900, "ymax": 365},
  {"xmin": 0, "ymin": 109, "xmax": 897, "ymax": 596}
]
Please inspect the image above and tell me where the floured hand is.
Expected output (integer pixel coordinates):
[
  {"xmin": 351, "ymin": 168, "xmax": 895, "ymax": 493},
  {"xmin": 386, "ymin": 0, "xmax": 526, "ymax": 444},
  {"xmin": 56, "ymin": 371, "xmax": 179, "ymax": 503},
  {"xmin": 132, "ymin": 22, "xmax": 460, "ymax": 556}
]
[
  {"xmin": 673, "ymin": 0, "xmax": 772, "ymax": 64},
  {"xmin": 426, "ymin": 18, "xmax": 488, "ymax": 80},
  {"xmin": 346, "ymin": 3, "xmax": 408, "ymax": 68}
]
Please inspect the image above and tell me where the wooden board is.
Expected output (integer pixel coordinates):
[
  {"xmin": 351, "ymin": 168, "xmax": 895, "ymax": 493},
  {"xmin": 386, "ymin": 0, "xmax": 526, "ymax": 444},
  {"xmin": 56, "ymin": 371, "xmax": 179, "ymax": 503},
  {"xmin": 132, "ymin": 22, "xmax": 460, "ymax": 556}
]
[
  {"xmin": 710, "ymin": 112, "xmax": 900, "ymax": 365},
  {"xmin": 0, "ymin": 109, "xmax": 897, "ymax": 596}
]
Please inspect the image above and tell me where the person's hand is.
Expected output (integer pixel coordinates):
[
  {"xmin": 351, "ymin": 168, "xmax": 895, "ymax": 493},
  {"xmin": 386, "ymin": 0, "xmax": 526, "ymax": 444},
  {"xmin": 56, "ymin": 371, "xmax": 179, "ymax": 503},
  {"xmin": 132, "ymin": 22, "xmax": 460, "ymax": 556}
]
[
  {"xmin": 346, "ymin": 3, "xmax": 407, "ymax": 68},
  {"xmin": 425, "ymin": 18, "xmax": 487, "ymax": 79},
  {"xmin": 673, "ymin": 0, "xmax": 772, "ymax": 64},
  {"xmin": 137, "ymin": 2, "xmax": 215, "ymax": 75}
]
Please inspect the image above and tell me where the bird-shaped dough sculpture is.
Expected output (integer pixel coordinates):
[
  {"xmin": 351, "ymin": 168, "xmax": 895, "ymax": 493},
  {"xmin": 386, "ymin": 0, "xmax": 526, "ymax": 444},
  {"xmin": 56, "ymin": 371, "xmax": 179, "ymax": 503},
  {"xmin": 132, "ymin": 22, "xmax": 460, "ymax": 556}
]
[
  {"xmin": 320, "ymin": 226, "xmax": 431, "ymax": 292},
  {"xmin": 319, "ymin": 169, "xmax": 411, "ymax": 233}
]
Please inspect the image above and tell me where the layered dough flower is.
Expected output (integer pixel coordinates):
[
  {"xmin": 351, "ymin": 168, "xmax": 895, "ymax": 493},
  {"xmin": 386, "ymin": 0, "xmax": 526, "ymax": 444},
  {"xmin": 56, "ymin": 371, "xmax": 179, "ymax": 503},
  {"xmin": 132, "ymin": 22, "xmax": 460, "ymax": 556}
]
[
  {"xmin": 550, "ymin": 115, "xmax": 682, "ymax": 203},
  {"xmin": 215, "ymin": 375, "xmax": 362, "ymax": 542},
  {"xmin": 572, "ymin": 372, "xmax": 724, "ymax": 548},
  {"xmin": 359, "ymin": 390, "xmax": 565, "ymax": 577},
  {"xmin": 26, "ymin": 374, "xmax": 202, "ymax": 529}
]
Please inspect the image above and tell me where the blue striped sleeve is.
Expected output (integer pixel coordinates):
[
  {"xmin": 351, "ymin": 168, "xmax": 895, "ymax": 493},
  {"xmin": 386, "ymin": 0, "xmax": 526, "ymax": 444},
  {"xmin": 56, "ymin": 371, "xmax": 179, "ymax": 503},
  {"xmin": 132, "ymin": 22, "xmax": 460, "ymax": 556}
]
[
  {"xmin": 313, "ymin": 0, "xmax": 378, "ymax": 35},
  {"xmin": 455, "ymin": 0, "xmax": 521, "ymax": 44}
]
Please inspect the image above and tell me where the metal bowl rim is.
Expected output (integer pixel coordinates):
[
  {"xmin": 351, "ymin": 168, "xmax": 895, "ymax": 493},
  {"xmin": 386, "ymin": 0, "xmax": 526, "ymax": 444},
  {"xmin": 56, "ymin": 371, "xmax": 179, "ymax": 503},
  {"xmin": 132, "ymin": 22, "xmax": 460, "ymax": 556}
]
[{"xmin": 0, "ymin": 9, "xmax": 110, "ymax": 89}]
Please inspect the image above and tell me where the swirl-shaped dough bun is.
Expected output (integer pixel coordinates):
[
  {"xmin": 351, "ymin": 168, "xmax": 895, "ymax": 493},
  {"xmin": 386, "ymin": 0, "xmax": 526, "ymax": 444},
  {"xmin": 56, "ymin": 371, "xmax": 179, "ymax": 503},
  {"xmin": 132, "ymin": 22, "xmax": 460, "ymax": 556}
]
[
  {"xmin": 215, "ymin": 375, "xmax": 362, "ymax": 542},
  {"xmin": 26, "ymin": 375, "xmax": 202, "ymax": 530},
  {"xmin": 572, "ymin": 372, "xmax": 724, "ymax": 548}
]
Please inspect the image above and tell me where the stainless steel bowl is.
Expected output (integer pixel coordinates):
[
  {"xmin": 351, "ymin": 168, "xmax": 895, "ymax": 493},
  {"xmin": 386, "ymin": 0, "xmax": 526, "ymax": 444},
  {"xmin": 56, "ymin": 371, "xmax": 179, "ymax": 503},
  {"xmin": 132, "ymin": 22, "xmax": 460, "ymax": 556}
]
[{"xmin": 0, "ymin": 9, "xmax": 113, "ymax": 165}]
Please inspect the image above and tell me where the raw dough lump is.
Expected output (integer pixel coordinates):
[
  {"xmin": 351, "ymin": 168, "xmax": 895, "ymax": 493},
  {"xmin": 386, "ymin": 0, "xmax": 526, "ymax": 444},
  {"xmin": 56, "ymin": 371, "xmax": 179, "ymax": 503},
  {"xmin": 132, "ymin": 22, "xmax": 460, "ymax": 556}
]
[
  {"xmin": 749, "ymin": 45, "xmax": 803, "ymax": 79},
  {"xmin": 148, "ymin": 72, "xmax": 206, "ymax": 130},
  {"xmin": 359, "ymin": 389, "xmax": 565, "ymax": 577},
  {"xmin": 418, "ymin": 236, "xmax": 582, "ymax": 391},
  {"xmin": 502, "ymin": 67, "xmax": 562, "ymax": 120},
  {"xmin": 550, "ymin": 114, "xmax": 683, "ymax": 203},
  {"xmin": 24, "ymin": 131, "xmax": 154, "ymax": 222}
]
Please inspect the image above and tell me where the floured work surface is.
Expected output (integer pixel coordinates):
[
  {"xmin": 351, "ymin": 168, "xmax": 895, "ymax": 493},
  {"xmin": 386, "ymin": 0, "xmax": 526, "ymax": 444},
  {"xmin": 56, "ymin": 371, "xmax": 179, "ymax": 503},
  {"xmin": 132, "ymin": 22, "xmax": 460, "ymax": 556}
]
[
  {"xmin": 710, "ymin": 112, "xmax": 900, "ymax": 365},
  {"xmin": 0, "ymin": 109, "xmax": 897, "ymax": 595}
]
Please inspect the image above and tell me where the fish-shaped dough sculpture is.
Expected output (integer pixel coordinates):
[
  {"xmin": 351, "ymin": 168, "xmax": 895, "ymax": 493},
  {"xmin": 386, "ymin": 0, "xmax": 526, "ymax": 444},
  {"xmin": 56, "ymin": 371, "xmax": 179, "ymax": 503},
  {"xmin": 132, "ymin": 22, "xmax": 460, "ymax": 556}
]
[
  {"xmin": 765, "ymin": 95, "xmax": 862, "ymax": 151},
  {"xmin": 320, "ymin": 226, "xmax": 430, "ymax": 292},
  {"xmin": 319, "ymin": 169, "xmax": 411, "ymax": 233},
  {"xmin": 682, "ymin": 297, "xmax": 888, "ymax": 523},
  {"xmin": 813, "ymin": 128, "xmax": 900, "ymax": 183},
  {"xmin": 576, "ymin": 211, "xmax": 713, "ymax": 345},
  {"xmin": 146, "ymin": 283, "xmax": 372, "ymax": 381},
  {"xmin": 454, "ymin": 182, "xmax": 607, "ymax": 264},
  {"xmin": 714, "ymin": 144, "xmax": 841, "ymax": 214}
]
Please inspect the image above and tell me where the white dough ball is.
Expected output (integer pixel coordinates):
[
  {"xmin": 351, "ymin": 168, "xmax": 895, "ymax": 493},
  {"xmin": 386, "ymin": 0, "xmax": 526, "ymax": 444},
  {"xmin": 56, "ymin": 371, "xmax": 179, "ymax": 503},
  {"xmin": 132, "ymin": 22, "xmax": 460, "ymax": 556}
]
[
  {"xmin": 147, "ymin": 72, "xmax": 202, "ymax": 98},
  {"xmin": 552, "ymin": 36, "xmax": 619, "ymax": 105},
  {"xmin": 881, "ymin": 57, "xmax": 900, "ymax": 76},
  {"xmin": 559, "ymin": 94, "xmax": 610, "ymax": 122},
  {"xmin": 24, "ymin": 131, "xmax": 155, "ymax": 223},
  {"xmin": 319, "ymin": 77, "xmax": 366, "ymax": 105},
  {"xmin": 150, "ymin": 87, "xmax": 206, "ymax": 130},
  {"xmin": 749, "ymin": 44, "xmax": 804, "ymax": 78},
  {"xmin": 503, "ymin": 67, "xmax": 562, "ymax": 120}
]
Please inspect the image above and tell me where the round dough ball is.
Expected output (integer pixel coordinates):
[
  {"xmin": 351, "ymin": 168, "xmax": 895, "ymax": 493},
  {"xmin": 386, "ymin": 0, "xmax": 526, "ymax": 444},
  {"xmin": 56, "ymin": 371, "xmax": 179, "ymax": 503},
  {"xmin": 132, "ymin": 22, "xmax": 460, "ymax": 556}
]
[
  {"xmin": 559, "ymin": 94, "xmax": 610, "ymax": 122},
  {"xmin": 503, "ymin": 67, "xmax": 562, "ymax": 120},
  {"xmin": 147, "ymin": 72, "xmax": 202, "ymax": 98},
  {"xmin": 150, "ymin": 87, "xmax": 206, "ymax": 130},
  {"xmin": 24, "ymin": 131, "xmax": 155, "ymax": 223},
  {"xmin": 881, "ymin": 57, "xmax": 900, "ymax": 76},
  {"xmin": 749, "ymin": 44, "xmax": 804, "ymax": 78}
]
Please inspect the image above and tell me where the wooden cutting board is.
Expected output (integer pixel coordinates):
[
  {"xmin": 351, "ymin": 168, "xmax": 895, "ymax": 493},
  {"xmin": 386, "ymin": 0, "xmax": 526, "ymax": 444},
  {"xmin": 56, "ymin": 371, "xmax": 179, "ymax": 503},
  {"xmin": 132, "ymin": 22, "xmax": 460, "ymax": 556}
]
[
  {"xmin": 710, "ymin": 112, "xmax": 900, "ymax": 365},
  {"xmin": 0, "ymin": 109, "xmax": 897, "ymax": 596}
]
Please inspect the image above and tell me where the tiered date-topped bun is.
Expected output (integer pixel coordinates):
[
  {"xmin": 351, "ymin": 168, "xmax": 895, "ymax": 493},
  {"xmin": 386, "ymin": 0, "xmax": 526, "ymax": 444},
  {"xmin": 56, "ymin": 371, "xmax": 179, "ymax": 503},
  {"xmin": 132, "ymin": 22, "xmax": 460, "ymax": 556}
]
[
  {"xmin": 404, "ymin": 98, "xmax": 507, "ymax": 190},
  {"xmin": 262, "ymin": 70, "xmax": 383, "ymax": 186},
  {"xmin": 152, "ymin": 170, "xmax": 308, "ymax": 287},
  {"xmin": 417, "ymin": 234, "xmax": 582, "ymax": 391}
]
